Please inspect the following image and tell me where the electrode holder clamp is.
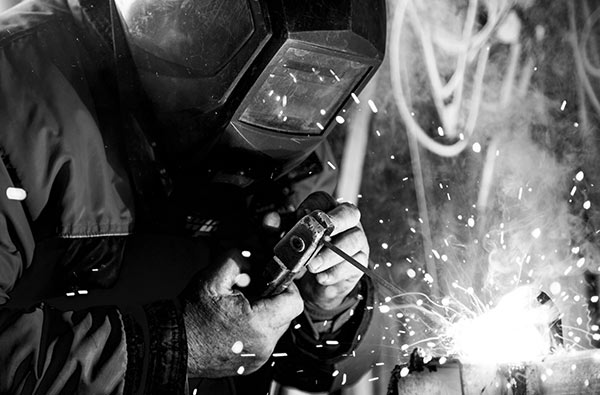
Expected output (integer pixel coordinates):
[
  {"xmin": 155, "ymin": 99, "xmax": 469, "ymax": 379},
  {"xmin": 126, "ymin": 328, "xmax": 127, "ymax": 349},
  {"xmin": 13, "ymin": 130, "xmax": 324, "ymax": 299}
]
[{"xmin": 257, "ymin": 210, "xmax": 334, "ymax": 298}]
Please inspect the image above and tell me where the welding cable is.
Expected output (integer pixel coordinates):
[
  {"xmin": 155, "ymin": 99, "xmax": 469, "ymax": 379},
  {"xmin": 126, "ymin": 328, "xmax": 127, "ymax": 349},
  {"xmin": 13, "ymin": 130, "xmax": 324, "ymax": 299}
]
[
  {"xmin": 476, "ymin": 136, "xmax": 500, "ymax": 228},
  {"xmin": 408, "ymin": 0, "xmax": 479, "ymax": 136},
  {"xmin": 390, "ymin": 0, "xmax": 492, "ymax": 157},
  {"xmin": 580, "ymin": 4, "xmax": 600, "ymax": 79},
  {"xmin": 577, "ymin": 2, "xmax": 600, "ymax": 131},
  {"xmin": 568, "ymin": 0, "xmax": 600, "ymax": 126}
]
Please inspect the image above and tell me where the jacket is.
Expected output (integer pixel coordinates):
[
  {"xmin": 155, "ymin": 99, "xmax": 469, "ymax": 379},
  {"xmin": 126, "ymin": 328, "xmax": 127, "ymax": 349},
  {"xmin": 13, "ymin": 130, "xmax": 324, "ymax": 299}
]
[{"xmin": 0, "ymin": 0, "xmax": 386, "ymax": 393}]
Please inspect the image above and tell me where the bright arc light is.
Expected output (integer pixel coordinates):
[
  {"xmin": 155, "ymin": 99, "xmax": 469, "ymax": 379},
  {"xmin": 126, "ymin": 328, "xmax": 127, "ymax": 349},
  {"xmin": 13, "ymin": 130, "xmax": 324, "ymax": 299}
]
[{"xmin": 448, "ymin": 286, "xmax": 554, "ymax": 364}]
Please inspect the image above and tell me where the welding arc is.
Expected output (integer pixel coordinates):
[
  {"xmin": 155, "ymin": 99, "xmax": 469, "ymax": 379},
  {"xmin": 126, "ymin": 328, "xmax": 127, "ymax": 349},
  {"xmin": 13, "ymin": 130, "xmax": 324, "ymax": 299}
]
[{"xmin": 321, "ymin": 239, "xmax": 404, "ymax": 296}]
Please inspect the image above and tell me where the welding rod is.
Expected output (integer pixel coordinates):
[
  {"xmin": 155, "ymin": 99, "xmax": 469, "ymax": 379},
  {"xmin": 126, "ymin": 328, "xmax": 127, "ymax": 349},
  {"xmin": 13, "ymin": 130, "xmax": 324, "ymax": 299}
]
[{"xmin": 321, "ymin": 238, "xmax": 404, "ymax": 296}]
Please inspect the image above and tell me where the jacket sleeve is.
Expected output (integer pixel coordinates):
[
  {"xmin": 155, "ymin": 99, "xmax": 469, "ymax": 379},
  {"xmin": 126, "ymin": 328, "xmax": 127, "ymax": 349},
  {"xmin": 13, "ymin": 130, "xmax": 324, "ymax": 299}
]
[
  {"xmin": 0, "ymin": 300, "xmax": 188, "ymax": 395},
  {"xmin": 0, "ymin": 171, "xmax": 188, "ymax": 394},
  {"xmin": 0, "ymin": 23, "xmax": 188, "ymax": 394}
]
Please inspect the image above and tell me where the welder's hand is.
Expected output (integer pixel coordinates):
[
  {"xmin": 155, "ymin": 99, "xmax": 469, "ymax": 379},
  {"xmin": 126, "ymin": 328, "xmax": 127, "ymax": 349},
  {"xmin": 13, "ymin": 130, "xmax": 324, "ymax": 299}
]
[
  {"xmin": 299, "ymin": 201, "xmax": 370, "ymax": 310},
  {"xmin": 182, "ymin": 251, "xmax": 304, "ymax": 377}
]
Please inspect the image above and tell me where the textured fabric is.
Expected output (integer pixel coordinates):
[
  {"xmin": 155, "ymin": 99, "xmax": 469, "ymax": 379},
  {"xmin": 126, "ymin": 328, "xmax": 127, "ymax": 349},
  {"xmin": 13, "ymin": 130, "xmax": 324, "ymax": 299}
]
[
  {"xmin": 0, "ymin": 304, "xmax": 127, "ymax": 394},
  {"xmin": 0, "ymin": 0, "xmax": 381, "ymax": 393},
  {"xmin": 0, "ymin": 1, "xmax": 186, "ymax": 393},
  {"xmin": 273, "ymin": 276, "xmax": 387, "ymax": 393}
]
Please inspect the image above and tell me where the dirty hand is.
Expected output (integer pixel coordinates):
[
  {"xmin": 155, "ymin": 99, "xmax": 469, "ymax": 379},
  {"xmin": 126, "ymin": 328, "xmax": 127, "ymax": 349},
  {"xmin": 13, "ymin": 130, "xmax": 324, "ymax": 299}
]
[
  {"xmin": 297, "ymin": 194, "xmax": 370, "ymax": 310},
  {"xmin": 182, "ymin": 251, "xmax": 304, "ymax": 377}
]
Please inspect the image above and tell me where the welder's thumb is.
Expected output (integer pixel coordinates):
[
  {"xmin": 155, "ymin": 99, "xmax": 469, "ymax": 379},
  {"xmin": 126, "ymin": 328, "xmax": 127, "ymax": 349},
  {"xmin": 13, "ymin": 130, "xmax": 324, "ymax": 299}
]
[{"xmin": 207, "ymin": 251, "xmax": 251, "ymax": 296}]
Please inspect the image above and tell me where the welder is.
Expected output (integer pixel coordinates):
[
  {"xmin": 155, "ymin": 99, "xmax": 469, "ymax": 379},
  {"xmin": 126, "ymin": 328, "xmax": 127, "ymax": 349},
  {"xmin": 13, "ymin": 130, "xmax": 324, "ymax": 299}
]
[{"xmin": 0, "ymin": 0, "xmax": 387, "ymax": 394}]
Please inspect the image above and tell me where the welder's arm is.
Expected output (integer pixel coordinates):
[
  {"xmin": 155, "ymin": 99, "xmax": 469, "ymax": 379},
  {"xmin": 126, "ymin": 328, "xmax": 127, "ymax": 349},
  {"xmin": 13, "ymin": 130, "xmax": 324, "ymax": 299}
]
[
  {"xmin": 0, "ymin": 177, "xmax": 187, "ymax": 394},
  {"xmin": 0, "ymin": 299, "xmax": 187, "ymax": 394}
]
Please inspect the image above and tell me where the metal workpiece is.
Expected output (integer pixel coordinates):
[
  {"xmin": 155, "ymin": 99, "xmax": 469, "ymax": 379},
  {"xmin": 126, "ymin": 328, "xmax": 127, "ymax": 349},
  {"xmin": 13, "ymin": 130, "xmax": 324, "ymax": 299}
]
[{"xmin": 389, "ymin": 350, "xmax": 600, "ymax": 395}]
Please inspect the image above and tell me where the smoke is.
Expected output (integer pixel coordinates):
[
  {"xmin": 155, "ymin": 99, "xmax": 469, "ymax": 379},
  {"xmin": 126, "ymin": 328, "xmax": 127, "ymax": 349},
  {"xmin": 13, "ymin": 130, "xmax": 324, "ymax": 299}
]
[{"xmin": 378, "ymin": 0, "xmax": 600, "ymax": 353}]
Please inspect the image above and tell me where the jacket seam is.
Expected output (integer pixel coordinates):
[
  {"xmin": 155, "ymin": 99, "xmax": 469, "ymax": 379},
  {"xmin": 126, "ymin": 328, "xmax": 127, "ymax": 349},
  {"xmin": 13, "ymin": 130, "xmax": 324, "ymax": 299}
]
[
  {"xmin": 59, "ymin": 232, "xmax": 132, "ymax": 238},
  {"xmin": 0, "ymin": 17, "xmax": 57, "ymax": 48}
]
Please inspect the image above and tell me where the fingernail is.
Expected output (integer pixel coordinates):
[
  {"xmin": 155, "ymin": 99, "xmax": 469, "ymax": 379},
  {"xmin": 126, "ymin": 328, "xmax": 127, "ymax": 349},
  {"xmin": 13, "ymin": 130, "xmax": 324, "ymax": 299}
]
[
  {"xmin": 317, "ymin": 272, "xmax": 329, "ymax": 284},
  {"xmin": 234, "ymin": 273, "xmax": 251, "ymax": 288},
  {"xmin": 308, "ymin": 257, "xmax": 322, "ymax": 272}
]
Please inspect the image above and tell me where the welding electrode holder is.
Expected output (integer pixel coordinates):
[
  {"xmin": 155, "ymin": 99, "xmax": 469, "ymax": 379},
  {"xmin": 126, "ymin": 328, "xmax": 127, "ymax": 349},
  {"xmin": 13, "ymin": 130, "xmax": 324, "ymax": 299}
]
[{"xmin": 245, "ymin": 210, "xmax": 335, "ymax": 299}]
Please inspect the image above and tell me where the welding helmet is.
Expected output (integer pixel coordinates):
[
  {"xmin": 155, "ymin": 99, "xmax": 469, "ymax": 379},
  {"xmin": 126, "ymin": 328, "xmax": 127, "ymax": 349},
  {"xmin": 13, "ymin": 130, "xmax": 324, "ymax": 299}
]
[{"xmin": 114, "ymin": 0, "xmax": 386, "ymax": 180}]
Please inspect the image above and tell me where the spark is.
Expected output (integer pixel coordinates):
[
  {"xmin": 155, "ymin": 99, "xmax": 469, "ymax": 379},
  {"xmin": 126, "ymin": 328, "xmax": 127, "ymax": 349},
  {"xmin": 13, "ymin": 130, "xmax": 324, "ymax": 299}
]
[
  {"xmin": 550, "ymin": 282, "xmax": 561, "ymax": 295},
  {"xmin": 367, "ymin": 100, "xmax": 378, "ymax": 113},
  {"xmin": 6, "ymin": 187, "xmax": 26, "ymax": 201},
  {"xmin": 564, "ymin": 266, "xmax": 572, "ymax": 275},
  {"xmin": 329, "ymin": 69, "xmax": 340, "ymax": 82},
  {"xmin": 231, "ymin": 341, "xmax": 244, "ymax": 354}
]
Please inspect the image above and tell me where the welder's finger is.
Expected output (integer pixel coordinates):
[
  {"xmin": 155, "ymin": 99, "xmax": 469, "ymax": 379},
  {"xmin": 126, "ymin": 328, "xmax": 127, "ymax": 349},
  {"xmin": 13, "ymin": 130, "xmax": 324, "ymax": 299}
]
[
  {"xmin": 208, "ymin": 250, "xmax": 251, "ymax": 296},
  {"xmin": 315, "ymin": 251, "xmax": 368, "ymax": 286},
  {"xmin": 327, "ymin": 203, "xmax": 361, "ymax": 236},
  {"xmin": 308, "ymin": 227, "xmax": 368, "ymax": 273},
  {"xmin": 207, "ymin": 252, "xmax": 246, "ymax": 296},
  {"xmin": 252, "ymin": 282, "xmax": 304, "ymax": 327}
]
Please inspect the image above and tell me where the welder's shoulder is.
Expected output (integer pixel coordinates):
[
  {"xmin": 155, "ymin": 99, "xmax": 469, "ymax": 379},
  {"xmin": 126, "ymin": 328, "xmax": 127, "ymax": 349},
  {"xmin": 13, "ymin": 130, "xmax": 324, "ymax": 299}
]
[{"xmin": 0, "ymin": 0, "xmax": 72, "ymax": 47}]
